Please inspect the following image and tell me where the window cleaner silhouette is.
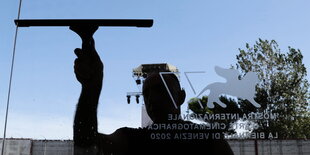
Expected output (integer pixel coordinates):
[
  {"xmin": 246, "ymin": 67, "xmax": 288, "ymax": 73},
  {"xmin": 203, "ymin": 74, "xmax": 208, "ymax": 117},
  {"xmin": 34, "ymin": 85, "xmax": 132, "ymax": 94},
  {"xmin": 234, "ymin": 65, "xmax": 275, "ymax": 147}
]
[{"xmin": 71, "ymin": 26, "xmax": 234, "ymax": 155}]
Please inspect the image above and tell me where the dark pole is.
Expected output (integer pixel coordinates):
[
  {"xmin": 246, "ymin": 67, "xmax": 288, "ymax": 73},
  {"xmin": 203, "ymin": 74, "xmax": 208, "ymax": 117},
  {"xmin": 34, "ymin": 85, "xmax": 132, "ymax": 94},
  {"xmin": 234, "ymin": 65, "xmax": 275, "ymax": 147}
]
[{"xmin": 1, "ymin": 0, "xmax": 23, "ymax": 154}]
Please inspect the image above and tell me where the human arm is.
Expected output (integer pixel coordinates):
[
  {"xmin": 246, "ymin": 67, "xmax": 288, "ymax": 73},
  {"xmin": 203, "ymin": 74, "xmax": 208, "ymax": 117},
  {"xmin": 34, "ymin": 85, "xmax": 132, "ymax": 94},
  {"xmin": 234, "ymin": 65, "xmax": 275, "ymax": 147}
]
[
  {"xmin": 71, "ymin": 26, "xmax": 130, "ymax": 154},
  {"xmin": 70, "ymin": 25, "xmax": 103, "ymax": 148}
]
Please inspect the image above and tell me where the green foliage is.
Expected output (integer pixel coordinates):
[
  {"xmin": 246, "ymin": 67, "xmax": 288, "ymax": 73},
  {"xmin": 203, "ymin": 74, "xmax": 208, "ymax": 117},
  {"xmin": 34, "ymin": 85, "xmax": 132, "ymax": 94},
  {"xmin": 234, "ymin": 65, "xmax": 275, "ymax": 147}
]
[
  {"xmin": 188, "ymin": 96, "xmax": 243, "ymax": 134},
  {"xmin": 189, "ymin": 39, "xmax": 310, "ymax": 139}
]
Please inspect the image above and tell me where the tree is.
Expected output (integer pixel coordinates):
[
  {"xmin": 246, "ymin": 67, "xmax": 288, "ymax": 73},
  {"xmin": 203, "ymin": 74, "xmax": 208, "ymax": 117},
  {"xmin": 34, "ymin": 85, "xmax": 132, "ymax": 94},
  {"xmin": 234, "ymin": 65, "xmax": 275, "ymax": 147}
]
[{"xmin": 189, "ymin": 39, "xmax": 310, "ymax": 139}]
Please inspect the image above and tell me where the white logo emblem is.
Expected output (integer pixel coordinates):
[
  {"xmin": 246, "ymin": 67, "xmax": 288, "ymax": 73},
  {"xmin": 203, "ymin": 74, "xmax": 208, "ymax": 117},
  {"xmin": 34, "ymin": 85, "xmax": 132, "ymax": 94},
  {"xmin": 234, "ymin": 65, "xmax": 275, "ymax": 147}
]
[
  {"xmin": 196, "ymin": 66, "xmax": 261, "ymax": 108},
  {"xmin": 160, "ymin": 66, "xmax": 261, "ymax": 109}
]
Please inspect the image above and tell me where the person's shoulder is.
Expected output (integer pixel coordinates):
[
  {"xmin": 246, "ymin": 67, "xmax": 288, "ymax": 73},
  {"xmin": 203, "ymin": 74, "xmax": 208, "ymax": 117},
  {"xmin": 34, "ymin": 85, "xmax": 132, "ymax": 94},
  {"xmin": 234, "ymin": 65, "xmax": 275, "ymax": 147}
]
[
  {"xmin": 97, "ymin": 127, "xmax": 142, "ymax": 143},
  {"xmin": 95, "ymin": 127, "xmax": 144, "ymax": 154},
  {"xmin": 114, "ymin": 127, "xmax": 147, "ymax": 135},
  {"xmin": 96, "ymin": 127, "xmax": 144, "ymax": 152},
  {"xmin": 108, "ymin": 127, "xmax": 148, "ymax": 147}
]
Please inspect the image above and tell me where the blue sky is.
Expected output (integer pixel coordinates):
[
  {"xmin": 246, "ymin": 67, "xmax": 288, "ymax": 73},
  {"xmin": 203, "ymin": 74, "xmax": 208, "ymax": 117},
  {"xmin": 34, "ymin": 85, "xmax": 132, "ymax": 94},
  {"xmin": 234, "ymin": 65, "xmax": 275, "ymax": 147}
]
[{"xmin": 1, "ymin": 0, "xmax": 310, "ymax": 139}]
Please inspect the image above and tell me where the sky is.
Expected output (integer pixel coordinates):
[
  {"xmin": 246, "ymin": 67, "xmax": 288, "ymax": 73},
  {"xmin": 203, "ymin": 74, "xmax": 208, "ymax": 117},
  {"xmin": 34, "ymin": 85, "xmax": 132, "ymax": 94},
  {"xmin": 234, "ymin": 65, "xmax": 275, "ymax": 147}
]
[{"xmin": 1, "ymin": 0, "xmax": 310, "ymax": 139}]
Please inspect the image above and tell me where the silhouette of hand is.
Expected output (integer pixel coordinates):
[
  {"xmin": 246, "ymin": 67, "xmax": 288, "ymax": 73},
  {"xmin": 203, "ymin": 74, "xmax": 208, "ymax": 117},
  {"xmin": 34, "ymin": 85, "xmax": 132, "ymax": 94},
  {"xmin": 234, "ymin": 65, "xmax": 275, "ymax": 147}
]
[{"xmin": 74, "ymin": 47, "xmax": 103, "ymax": 90}]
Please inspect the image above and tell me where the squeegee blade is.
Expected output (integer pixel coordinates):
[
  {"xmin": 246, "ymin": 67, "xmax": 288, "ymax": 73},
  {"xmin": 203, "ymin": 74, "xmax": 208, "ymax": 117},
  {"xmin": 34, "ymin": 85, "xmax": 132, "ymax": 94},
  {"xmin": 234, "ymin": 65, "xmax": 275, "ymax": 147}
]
[{"xmin": 14, "ymin": 19, "xmax": 153, "ymax": 28}]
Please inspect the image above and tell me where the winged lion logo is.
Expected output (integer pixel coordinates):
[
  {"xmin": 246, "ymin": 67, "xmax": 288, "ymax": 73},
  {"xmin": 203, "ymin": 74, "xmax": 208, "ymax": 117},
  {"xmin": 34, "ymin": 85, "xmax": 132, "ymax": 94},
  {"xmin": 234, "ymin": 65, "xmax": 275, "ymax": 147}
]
[{"xmin": 196, "ymin": 66, "xmax": 261, "ymax": 108}]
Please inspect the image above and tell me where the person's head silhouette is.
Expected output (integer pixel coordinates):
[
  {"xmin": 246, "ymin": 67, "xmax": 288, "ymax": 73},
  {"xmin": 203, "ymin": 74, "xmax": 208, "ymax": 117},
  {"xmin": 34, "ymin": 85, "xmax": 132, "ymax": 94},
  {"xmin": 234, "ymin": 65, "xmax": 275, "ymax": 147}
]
[{"xmin": 142, "ymin": 73, "xmax": 186, "ymax": 123}]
